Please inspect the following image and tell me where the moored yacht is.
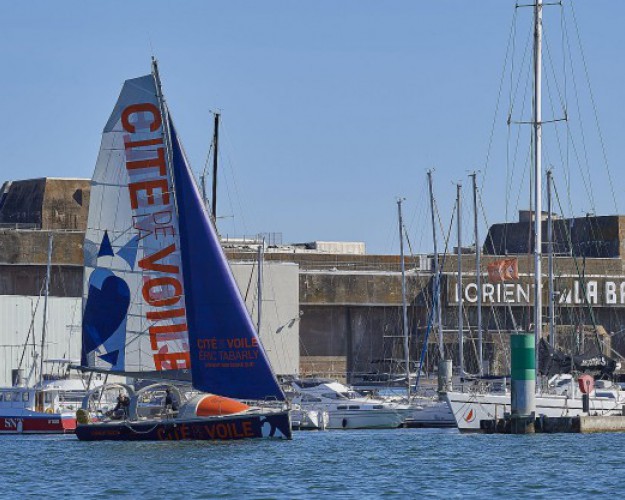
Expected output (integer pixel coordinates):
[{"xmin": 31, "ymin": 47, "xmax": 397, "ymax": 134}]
[
  {"xmin": 446, "ymin": 375, "xmax": 625, "ymax": 432},
  {"xmin": 289, "ymin": 379, "xmax": 404, "ymax": 429}
]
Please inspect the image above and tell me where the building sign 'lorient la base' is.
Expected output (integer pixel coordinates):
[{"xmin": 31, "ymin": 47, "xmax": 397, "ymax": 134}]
[{"xmin": 448, "ymin": 278, "xmax": 625, "ymax": 308}]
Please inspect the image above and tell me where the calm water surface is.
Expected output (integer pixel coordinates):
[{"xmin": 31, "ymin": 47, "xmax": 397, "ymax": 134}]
[{"xmin": 1, "ymin": 429, "xmax": 623, "ymax": 498}]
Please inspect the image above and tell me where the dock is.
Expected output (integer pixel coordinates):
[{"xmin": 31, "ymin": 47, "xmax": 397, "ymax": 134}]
[{"xmin": 481, "ymin": 415, "xmax": 625, "ymax": 434}]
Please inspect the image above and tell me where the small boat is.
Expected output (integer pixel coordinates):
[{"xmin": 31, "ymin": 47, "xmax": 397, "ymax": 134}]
[
  {"xmin": 0, "ymin": 365, "xmax": 99, "ymax": 434},
  {"xmin": 289, "ymin": 379, "xmax": 404, "ymax": 429},
  {"xmin": 75, "ymin": 60, "xmax": 291, "ymax": 441}
]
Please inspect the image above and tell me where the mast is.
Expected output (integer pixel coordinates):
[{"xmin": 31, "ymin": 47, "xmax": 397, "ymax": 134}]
[
  {"xmin": 470, "ymin": 172, "xmax": 483, "ymax": 375},
  {"xmin": 397, "ymin": 198, "xmax": 411, "ymax": 398},
  {"xmin": 211, "ymin": 112, "xmax": 220, "ymax": 221},
  {"xmin": 456, "ymin": 183, "xmax": 464, "ymax": 376},
  {"xmin": 257, "ymin": 239, "xmax": 264, "ymax": 333},
  {"xmin": 151, "ymin": 58, "xmax": 176, "ymax": 212},
  {"xmin": 547, "ymin": 169, "xmax": 555, "ymax": 348},
  {"xmin": 38, "ymin": 232, "xmax": 53, "ymax": 387},
  {"xmin": 533, "ymin": 0, "xmax": 544, "ymax": 354},
  {"xmin": 427, "ymin": 170, "xmax": 444, "ymax": 358}
]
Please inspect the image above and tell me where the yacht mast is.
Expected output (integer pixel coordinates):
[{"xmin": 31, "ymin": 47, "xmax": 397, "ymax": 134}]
[
  {"xmin": 547, "ymin": 169, "xmax": 555, "ymax": 348},
  {"xmin": 456, "ymin": 183, "xmax": 464, "ymax": 376},
  {"xmin": 470, "ymin": 172, "xmax": 483, "ymax": 375},
  {"xmin": 427, "ymin": 170, "xmax": 444, "ymax": 358},
  {"xmin": 534, "ymin": 0, "xmax": 544, "ymax": 355},
  {"xmin": 211, "ymin": 112, "xmax": 220, "ymax": 221},
  {"xmin": 397, "ymin": 198, "xmax": 411, "ymax": 398},
  {"xmin": 257, "ymin": 239, "xmax": 264, "ymax": 334},
  {"xmin": 38, "ymin": 233, "xmax": 53, "ymax": 387}
]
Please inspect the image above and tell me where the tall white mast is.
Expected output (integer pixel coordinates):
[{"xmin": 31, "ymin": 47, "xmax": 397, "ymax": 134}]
[
  {"xmin": 257, "ymin": 239, "xmax": 264, "ymax": 333},
  {"xmin": 547, "ymin": 169, "xmax": 555, "ymax": 348},
  {"xmin": 456, "ymin": 183, "xmax": 464, "ymax": 376},
  {"xmin": 38, "ymin": 233, "xmax": 53, "ymax": 387},
  {"xmin": 534, "ymin": 0, "xmax": 544, "ymax": 354},
  {"xmin": 397, "ymin": 198, "xmax": 411, "ymax": 398},
  {"xmin": 427, "ymin": 170, "xmax": 444, "ymax": 359},
  {"xmin": 470, "ymin": 172, "xmax": 483, "ymax": 375}
]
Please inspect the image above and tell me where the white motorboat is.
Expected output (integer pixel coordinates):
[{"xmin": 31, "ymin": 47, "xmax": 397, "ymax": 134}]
[{"xmin": 289, "ymin": 379, "xmax": 404, "ymax": 429}]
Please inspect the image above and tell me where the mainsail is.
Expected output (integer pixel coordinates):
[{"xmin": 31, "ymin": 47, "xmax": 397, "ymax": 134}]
[{"xmin": 82, "ymin": 63, "xmax": 285, "ymax": 401}]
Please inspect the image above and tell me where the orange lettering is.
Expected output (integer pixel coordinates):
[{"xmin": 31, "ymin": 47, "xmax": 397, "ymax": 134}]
[
  {"xmin": 124, "ymin": 137, "xmax": 163, "ymax": 150},
  {"xmin": 149, "ymin": 323, "xmax": 189, "ymax": 350},
  {"xmin": 142, "ymin": 277, "xmax": 182, "ymax": 306},
  {"xmin": 139, "ymin": 244, "xmax": 179, "ymax": 274},
  {"xmin": 128, "ymin": 179, "xmax": 169, "ymax": 209},
  {"xmin": 122, "ymin": 103, "xmax": 162, "ymax": 133},
  {"xmin": 153, "ymin": 350, "xmax": 190, "ymax": 371},
  {"xmin": 146, "ymin": 308, "xmax": 186, "ymax": 321},
  {"xmin": 242, "ymin": 420, "xmax": 254, "ymax": 437},
  {"xmin": 126, "ymin": 148, "xmax": 167, "ymax": 176}
]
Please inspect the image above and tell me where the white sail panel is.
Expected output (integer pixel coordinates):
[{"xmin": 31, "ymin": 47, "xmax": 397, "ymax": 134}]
[{"xmin": 81, "ymin": 74, "xmax": 190, "ymax": 377}]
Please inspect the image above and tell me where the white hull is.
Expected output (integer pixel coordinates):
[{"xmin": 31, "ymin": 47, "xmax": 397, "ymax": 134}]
[
  {"xmin": 404, "ymin": 400, "xmax": 455, "ymax": 427},
  {"xmin": 446, "ymin": 390, "xmax": 625, "ymax": 432},
  {"xmin": 327, "ymin": 409, "xmax": 403, "ymax": 429}
]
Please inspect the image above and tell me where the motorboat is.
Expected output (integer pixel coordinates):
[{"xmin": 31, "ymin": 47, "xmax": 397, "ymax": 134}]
[{"xmin": 289, "ymin": 379, "xmax": 404, "ymax": 429}]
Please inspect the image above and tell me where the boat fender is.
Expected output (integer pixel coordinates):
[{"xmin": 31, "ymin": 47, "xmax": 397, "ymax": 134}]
[
  {"xmin": 76, "ymin": 409, "xmax": 91, "ymax": 425},
  {"xmin": 45, "ymin": 407, "xmax": 54, "ymax": 414},
  {"xmin": 342, "ymin": 418, "xmax": 347, "ymax": 428}
]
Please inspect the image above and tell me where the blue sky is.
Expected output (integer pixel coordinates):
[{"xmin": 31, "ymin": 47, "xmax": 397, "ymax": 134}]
[{"xmin": 1, "ymin": 1, "xmax": 622, "ymax": 254}]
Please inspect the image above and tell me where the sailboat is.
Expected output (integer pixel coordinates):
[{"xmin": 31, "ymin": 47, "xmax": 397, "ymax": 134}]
[
  {"xmin": 74, "ymin": 60, "xmax": 292, "ymax": 441},
  {"xmin": 445, "ymin": 0, "xmax": 625, "ymax": 432}
]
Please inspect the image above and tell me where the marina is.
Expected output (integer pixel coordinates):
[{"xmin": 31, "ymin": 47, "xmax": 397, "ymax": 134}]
[{"xmin": 2, "ymin": 0, "xmax": 625, "ymax": 496}]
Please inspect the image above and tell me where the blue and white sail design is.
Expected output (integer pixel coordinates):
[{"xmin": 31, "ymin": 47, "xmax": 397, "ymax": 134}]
[
  {"xmin": 169, "ymin": 120, "xmax": 285, "ymax": 401},
  {"xmin": 82, "ymin": 65, "xmax": 285, "ymax": 401},
  {"xmin": 82, "ymin": 73, "xmax": 191, "ymax": 378}
]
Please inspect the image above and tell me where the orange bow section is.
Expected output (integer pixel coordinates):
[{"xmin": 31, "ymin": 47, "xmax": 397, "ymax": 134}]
[{"xmin": 196, "ymin": 395, "xmax": 250, "ymax": 417}]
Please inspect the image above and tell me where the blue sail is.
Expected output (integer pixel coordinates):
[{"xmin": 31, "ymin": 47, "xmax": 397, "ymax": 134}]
[{"xmin": 169, "ymin": 119, "xmax": 285, "ymax": 402}]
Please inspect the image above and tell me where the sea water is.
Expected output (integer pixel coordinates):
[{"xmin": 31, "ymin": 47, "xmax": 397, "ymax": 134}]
[{"xmin": 1, "ymin": 429, "xmax": 623, "ymax": 498}]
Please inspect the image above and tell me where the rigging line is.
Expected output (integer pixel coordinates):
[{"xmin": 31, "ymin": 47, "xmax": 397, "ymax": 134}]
[
  {"xmin": 552, "ymin": 180, "xmax": 602, "ymax": 352},
  {"xmin": 542, "ymin": 25, "xmax": 568, "ymax": 119},
  {"xmin": 569, "ymin": 1, "xmax": 618, "ymax": 214},
  {"xmin": 506, "ymin": 50, "xmax": 533, "ymax": 250},
  {"xmin": 475, "ymin": 182, "xmax": 515, "ymax": 367},
  {"xmin": 17, "ymin": 283, "xmax": 46, "ymax": 373},
  {"xmin": 481, "ymin": 6, "xmax": 518, "ymax": 189},
  {"xmin": 221, "ymin": 125, "xmax": 250, "ymax": 237},
  {"xmin": 439, "ymin": 199, "xmax": 457, "ymax": 361},
  {"xmin": 561, "ymin": 9, "xmax": 596, "ymax": 212}
]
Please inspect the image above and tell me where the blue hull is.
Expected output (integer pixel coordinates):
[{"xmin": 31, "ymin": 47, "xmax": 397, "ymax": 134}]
[{"xmin": 75, "ymin": 411, "xmax": 292, "ymax": 441}]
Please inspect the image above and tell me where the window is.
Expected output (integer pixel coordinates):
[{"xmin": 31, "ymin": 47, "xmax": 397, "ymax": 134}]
[
  {"xmin": 22, "ymin": 392, "xmax": 30, "ymax": 402},
  {"xmin": 44, "ymin": 392, "xmax": 55, "ymax": 404},
  {"xmin": 348, "ymin": 405, "xmax": 360, "ymax": 410}
]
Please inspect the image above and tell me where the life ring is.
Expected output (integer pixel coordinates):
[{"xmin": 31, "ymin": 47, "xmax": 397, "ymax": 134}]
[{"xmin": 45, "ymin": 407, "xmax": 54, "ymax": 414}]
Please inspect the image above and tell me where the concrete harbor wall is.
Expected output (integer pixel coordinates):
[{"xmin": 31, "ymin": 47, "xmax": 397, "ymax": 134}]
[{"xmin": 2, "ymin": 177, "xmax": 625, "ymax": 383}]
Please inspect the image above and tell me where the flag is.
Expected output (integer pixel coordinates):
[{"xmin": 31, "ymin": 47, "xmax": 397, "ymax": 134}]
[{"xmin": 487, "ymin": 258, "xmax": 519, "ymax": 283}]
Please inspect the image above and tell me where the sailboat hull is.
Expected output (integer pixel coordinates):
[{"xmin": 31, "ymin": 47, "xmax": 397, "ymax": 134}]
[{"xmin": 75, "ymin": 410, "xmax": 292, "ymax": 441}]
